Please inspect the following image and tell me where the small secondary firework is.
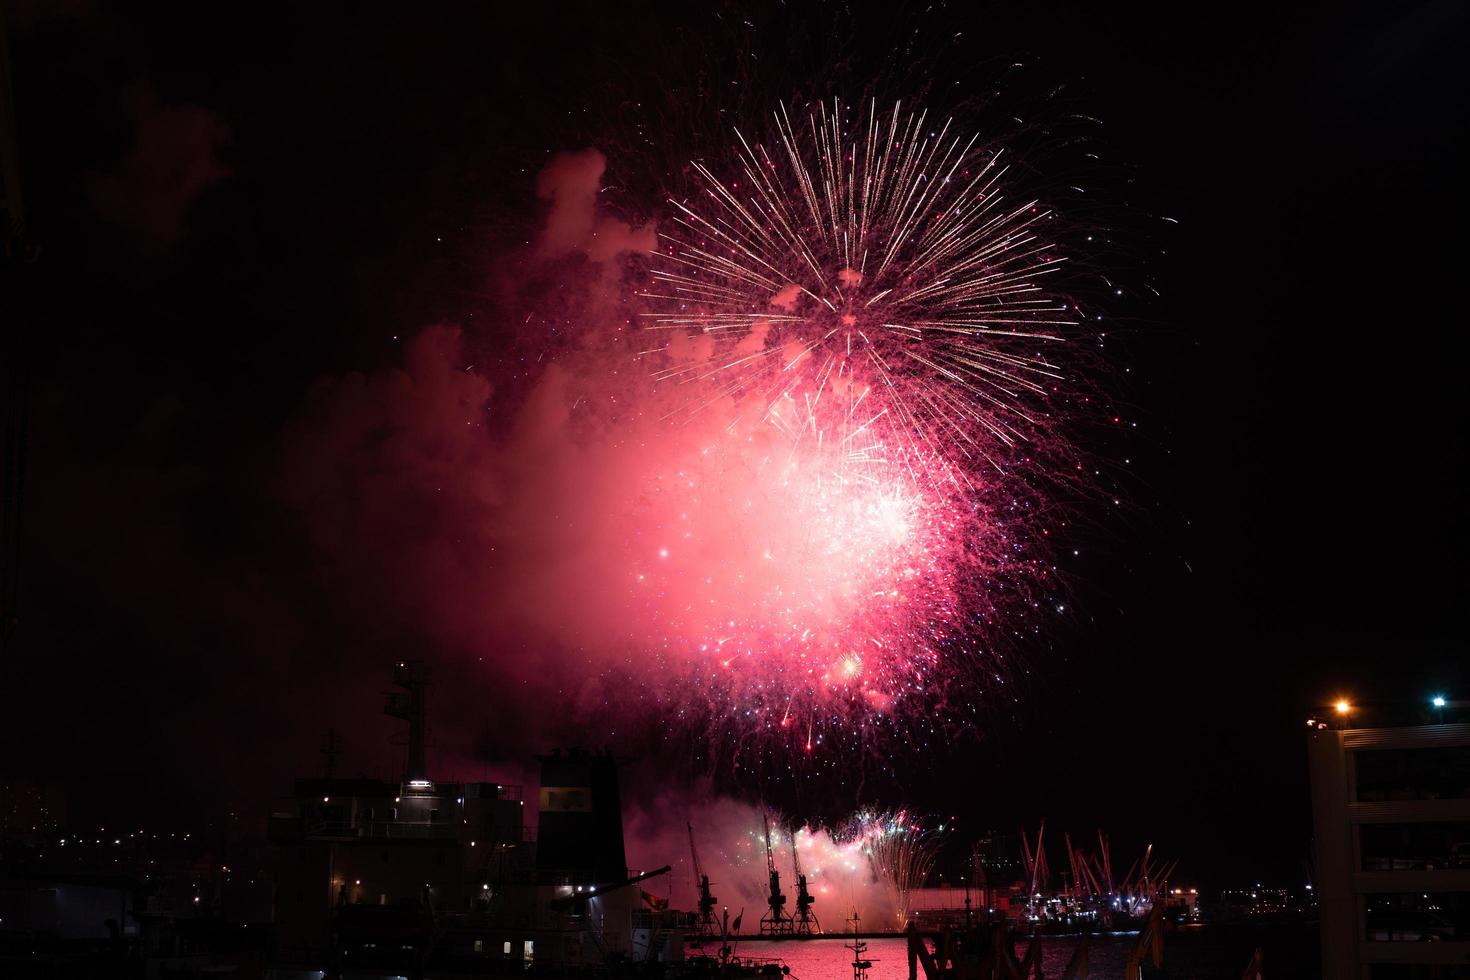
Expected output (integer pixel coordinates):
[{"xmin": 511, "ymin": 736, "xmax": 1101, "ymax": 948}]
[{"xmin": 848, "ymin": 810, "xmax": 943, "ymax": 928}]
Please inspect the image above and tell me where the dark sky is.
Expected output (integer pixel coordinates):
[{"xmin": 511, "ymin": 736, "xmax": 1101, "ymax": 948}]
[{"xmin": 2, "ymin": 0, "xmax": 1466, "ymax": 888}]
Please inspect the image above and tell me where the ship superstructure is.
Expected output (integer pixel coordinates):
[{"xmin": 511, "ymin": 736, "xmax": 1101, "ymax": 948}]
[{"xmin": 269, "ymin": 662, "xmax": 688, "ymax": 974}]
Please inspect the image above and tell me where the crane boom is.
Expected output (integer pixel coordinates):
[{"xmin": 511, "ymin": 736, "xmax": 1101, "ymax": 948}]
[
  {"xmin": 764, "ymin": 813, "xmax": 777, "ymax": 876},
  {"xmin": 688, "ymin": 822, "xmax": 704, "ymax": 882},
  {"xmin": 688, "ymin": 822, "xmax": 717, "ymax": 936}
]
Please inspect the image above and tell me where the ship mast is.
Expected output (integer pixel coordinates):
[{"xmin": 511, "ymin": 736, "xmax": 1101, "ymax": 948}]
[
  {"xmin": 847, "ymin": 910, "xmax": 871, "ymax": 980},
  {"xmin": 384, "ymin": 660, "xmax": 429, "ymax": 784}
]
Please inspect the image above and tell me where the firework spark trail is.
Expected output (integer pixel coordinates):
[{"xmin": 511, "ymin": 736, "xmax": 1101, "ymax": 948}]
[
  {"xmin": 848, "ymin": 810, "xmax": 943, "ymax": 928},
  {"xmin": 637, "ymin": 99, "xmax": 1080, "ymax": 752}
]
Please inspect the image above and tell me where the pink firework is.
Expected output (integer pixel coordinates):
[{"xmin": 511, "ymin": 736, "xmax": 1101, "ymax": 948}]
[{"xmin": 636, "ymin": 100, "xmax": 1078, "ymax": 749}]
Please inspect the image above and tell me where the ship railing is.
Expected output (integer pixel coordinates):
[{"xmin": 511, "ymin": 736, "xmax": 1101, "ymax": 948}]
[
  {"xmin": 457, "ymin": 782, "xmax": 526, "ymax": 801},
  {"xmin": 364, "ymin": 820, "xmax": 459, "ymax": 839},
  {"xmin": 296, "ymin": 818, "xmax": 464, "ymax": 839},
  {"xmin": 633, "ymin": 909, "xmax": 697, "ymax": 930},
  {"xmin": 302, "ymin": 819, "xmax": 359, "ymax": 839}
]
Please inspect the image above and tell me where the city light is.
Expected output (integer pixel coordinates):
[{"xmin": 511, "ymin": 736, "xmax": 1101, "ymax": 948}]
[
  {"xmin": 1334, "ymin": 699, "xmax": 1351, "ymax": 715},
  {"xmin": 1431, "ymin": 695, "xmax": 1447, "ymax": 708}
]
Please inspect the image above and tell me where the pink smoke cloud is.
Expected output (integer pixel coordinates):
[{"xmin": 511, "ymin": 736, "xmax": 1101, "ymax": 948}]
[
  {"xmin": 86, "ymin": 86, "xmax": 230, "ymax": 243},
  {"xmin": 734, "ymin": 320, "xmax": 773, "ymax": 355},
  {"xmin": 769, "ymin": 283, "xmax": 803, "ymax": 312},
  {"xmin": 277, "ymin": 147, "xmax": 983, "ymax": 762},
  {"xmin": 535, "ymin": 148, "xmax": 656, "ymax": 261}
]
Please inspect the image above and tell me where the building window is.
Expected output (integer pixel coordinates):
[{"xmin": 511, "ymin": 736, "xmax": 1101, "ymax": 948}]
[
  {"xmin": 1364, "ymin": 891, "xmax": 1470, "ymax": 942},
  {"xmin": 1360, "ymin": 822, "xmax": 1470, "ymax": 871},
  {"xmin": 1356, "ymin": 746, "xmax": 1470, "ymax": 802}
]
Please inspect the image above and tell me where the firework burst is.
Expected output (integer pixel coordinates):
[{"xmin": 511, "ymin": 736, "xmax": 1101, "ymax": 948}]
[{"xmin": 637, "ymin": 99, "xmax": 1080, "ymax": 752}]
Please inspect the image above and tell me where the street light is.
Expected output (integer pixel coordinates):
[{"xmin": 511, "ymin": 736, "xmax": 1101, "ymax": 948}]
[
  {"xmin": 1334, "ymin": 699, "xmax": 1352, "ymax": 716},
  {"xmin": 1431, "ymin": 695, "xmax": 1447, "ymax": 709}
]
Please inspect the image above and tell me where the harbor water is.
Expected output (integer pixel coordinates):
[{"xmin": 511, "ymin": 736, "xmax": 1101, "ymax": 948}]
[
  {"xmin": 725, "ymin": 936, "xmax": 1128, "ymax": 980},
  {"xmin": 718, "ymin": 926, "xmax": 1317, "ymax": 979}
]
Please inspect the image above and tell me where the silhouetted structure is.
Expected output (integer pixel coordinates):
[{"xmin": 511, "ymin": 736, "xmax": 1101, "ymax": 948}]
[
  {"xmin": 535, "ymin": 748, "xmax": 627, "ymax": 886},
  {"xmin": 791, "ymin": 834, "xmax": 818, "ymax": 934},
  {"xmin": 270, "ymin": 666, "xmax": 685, "ymax": 974},
  {"xmin": 689, "ymin": 822, "xmax": 719, "ymax": 937},
  {"xmin": 758, "ymin": 813, "xmax": 790, "ymax": 935},
  {"xmin": 1309, "ymin": 716, "xmax": 1470, "ymax": 978}
]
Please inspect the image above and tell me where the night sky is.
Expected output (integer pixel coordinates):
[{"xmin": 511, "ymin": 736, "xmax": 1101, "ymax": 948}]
[{"xmin": 3, "ymin": 0, "xmax": 1466, "ymax": 889}]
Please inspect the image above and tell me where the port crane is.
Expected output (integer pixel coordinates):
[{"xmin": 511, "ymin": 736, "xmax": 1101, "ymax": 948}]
[
  {"xmin": 1020, "ymin": 819, "xmax": 1050, "ymax": 917},
  {"xmin": 790, "ymin": 831, "xmax": 819, "ymax": 934},
  {"xmin": 687, "ymin": 822, "xmax": 719, "ymax": 938},
  {"xmin": 758, "ymin": 813, "xmax": 791, "ymax": 935},
  {"xmin": 1065, "ymin": 831, "xmax": 1105, "ymax": 900},
  {"xmin": 1095, "ymin": 829, "xmax": 1116, "ymax": 897},
  {"xmin": 1019, "ymin": 822, "xmax": 1181, "ymax": 926}
]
